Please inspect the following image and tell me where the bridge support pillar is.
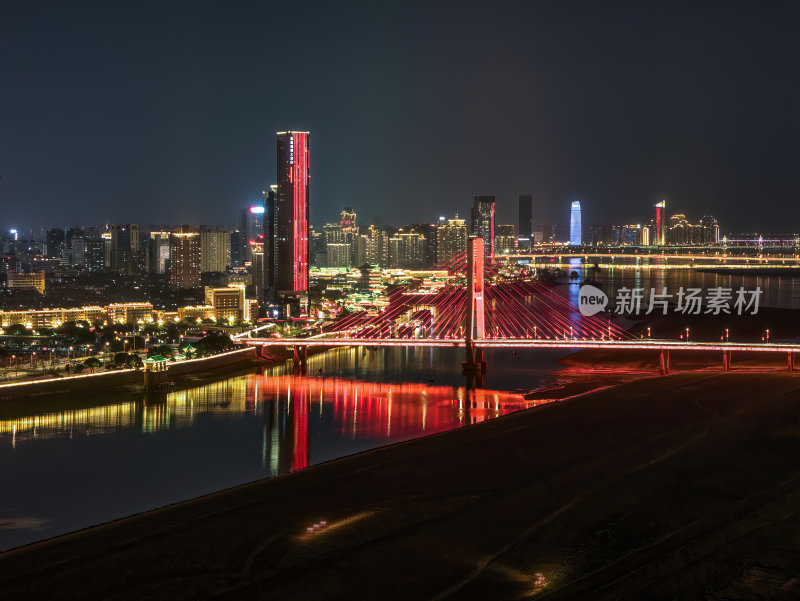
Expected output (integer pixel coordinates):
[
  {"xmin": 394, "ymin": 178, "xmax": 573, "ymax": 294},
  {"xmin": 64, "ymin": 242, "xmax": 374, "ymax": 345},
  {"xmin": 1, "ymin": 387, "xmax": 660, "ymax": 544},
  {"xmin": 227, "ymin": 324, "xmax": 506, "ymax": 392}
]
[
  {"xmin": 292, "ymin": 345, "xmax": 308, "ymax": 375},
  {"xmin": 659, "ymin": 349, "xmax": 669, "ymax": 375},
  {"xmin": 722, "ymin": 350, "xmax": 731, "ymax": 372},
  {"xmin": 463, "ymin": 341, "xmax": 486, "ymax": 373},
  {"xmin": 463, "ymin": 237, "xmax": 487, "ymax": 373},
  {"xmin": 789, "ymin": 351, "xmax": 795, "ymax": 372}
]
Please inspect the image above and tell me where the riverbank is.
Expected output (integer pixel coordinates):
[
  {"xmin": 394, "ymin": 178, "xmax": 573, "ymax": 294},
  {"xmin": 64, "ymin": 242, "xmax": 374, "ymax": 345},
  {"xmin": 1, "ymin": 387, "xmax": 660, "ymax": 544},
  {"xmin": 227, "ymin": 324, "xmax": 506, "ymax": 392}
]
[
  {"xmin": 1, "ymin": 370, "xmax": 798, "ymax": 599},
  {"xmin": 0, "ymin": 347, "xmax": 266, "ymax": 404}
]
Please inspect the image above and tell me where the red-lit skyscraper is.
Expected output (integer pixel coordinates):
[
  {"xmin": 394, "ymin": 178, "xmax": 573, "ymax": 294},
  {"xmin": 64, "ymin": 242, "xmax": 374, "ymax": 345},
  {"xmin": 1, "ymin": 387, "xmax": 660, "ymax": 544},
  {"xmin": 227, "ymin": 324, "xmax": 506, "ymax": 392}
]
[
  {"xmin": 654, "ymin": 200, "xmax": 666, "ymax": 246},
  {"xmin": 275, "ymin": 131, "xmax": 310, "ymax": 297}
]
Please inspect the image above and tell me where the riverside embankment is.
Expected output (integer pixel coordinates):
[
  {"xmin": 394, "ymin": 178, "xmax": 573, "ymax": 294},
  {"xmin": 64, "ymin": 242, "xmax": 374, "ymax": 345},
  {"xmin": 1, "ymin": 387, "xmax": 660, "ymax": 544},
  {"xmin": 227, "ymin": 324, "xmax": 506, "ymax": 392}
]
[
  {"xmin": 1, "ymin": 369, "xmax": 798, "ymax": 600},
  {"xmin": 0, "ymin": 347, "xmax": 263, "ymax": 402}
]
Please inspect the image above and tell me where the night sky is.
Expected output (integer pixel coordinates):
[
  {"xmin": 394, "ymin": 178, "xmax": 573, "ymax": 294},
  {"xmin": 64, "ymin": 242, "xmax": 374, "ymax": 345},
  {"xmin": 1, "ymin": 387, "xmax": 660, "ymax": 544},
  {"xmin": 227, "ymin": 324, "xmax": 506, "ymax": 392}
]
[{"xmin": 2, "ymin": 1, "xmax": 799, "ymax": 232}]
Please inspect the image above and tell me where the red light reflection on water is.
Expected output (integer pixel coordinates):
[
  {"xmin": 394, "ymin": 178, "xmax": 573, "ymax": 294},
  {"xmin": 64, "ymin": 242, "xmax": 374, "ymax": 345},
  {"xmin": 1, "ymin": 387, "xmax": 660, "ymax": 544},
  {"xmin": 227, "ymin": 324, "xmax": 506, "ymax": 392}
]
[{"xmin": 250, "ymin": 375, "xmax": 548, "ymax": 472}]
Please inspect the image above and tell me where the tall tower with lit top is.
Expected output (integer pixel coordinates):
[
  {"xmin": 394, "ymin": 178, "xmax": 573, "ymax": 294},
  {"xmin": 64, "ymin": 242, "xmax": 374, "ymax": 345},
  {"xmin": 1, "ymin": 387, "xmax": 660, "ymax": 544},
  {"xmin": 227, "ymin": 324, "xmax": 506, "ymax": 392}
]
[{"xmin": 275, "ymin": 131, "xmax": 310, "ymax": 298}]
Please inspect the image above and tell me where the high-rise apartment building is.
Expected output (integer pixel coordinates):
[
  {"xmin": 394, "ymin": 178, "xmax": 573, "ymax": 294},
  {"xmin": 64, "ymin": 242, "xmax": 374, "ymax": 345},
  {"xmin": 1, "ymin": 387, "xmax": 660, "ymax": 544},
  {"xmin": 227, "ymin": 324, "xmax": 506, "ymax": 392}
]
[
  {"xmin": 199, "ymin": 226, "xmax": 232, "ymax": 273},
  {"xmin": 326, "ymin": 243, "xmax": 351, "ymax": 268},
  {"xmin": 366, "ymin": 225, "xmax": 388, "ymax": 267},
  {"xmin": 387, "ymin": 232, "xmax": 426, "ymax": 268},
  {"xmin": 275, "ymin": 131, "xmax": 310, "ymax": 297},
  {"xmin": 148, "ymin": 231, "xmax": 170, "ymax": 274},
  {"xmin": 570, "ymin": 201, "xmax": 582, "ymax": 245},
  {"xmin": 169, "ymin": 226, "xmax": 201, "ymax": 289},
  {"xmin": 470, "ymin": 196, "xmax": 495, "ymax": 261},
  {"xmin": 437, "ymin": 214, "xmax": 468, "ymax": 266},
  {"xmin": 518, "ymin": 195, "xmax": 532, "ymax": 240}
]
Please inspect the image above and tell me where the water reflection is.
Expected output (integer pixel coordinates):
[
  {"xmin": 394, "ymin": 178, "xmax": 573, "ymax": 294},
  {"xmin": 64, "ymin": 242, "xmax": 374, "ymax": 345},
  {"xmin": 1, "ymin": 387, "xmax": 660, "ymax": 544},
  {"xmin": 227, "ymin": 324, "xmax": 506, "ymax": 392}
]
[
  {"xmin": 0, "ymin": 375, "xmax": 540, "ymax": 474},
  {"xmin": 0, "ymin": 348, "xmax": 566, "ymax": 551}
]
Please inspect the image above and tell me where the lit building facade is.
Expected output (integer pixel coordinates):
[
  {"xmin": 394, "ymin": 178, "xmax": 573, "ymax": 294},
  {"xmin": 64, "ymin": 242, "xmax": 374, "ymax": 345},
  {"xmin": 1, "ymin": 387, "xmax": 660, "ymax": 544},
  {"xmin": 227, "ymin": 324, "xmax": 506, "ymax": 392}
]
[
  {"xmin": 148, "ymin": 232, "xmax": 170, "ymax": 274},
  {"xmin": 340, "ymin": 207, "xmax": 357, "ymax": 235},
  {"xmin": 327, "ymin": 243, "xmax": 351, "ymax": 268},
  {"xmin": 204, "ymin": 285, "xmax": 256, "ymax": 322},
  {"xmin": 239, "ymin": 206, "xmax": 264, "ymax": 264},
  {"xmin": 570, "ymin": 201, "xmax": 582, "ymax": 245},
  {"xmin": 654, "ymin": 200, "xmax": 666, "ymax": 245},
  {"xmin": 437, "ymin": 214, "xmax": 468, "ymax": 265},
  {"xmin": 275, "ymin": 131, "xmax": 310, "ymax": 297},
  {"xmin": 0, "ymin": 306, "xmax": 105, "ymax": 328},
  {"xmin": 200, "ymin": 227, "xmax": 232, "ymax": 273},
  {"xmin": 5, "ymin": 270, "xmax": 46, "ymax": 294},
  {"xmin": 107, "ymin": 302, "xmax": 154, "ymax": 324},
  {"xmin": 169, "ymin": 227, "xmax": 201, "ymax": 289},
  {"xmin": 495, "ymin": 224, "xmax": 516, "ymax": 254},
  {"xmin": 471, "ymin": 195, "xmax": 495, "ymax": 260}
]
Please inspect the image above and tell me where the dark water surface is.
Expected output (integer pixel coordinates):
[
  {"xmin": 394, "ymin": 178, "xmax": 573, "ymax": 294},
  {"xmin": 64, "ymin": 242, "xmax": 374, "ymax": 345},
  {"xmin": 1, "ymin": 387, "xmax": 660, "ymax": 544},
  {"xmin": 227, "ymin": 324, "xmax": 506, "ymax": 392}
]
[{"xmin": 0, "ymin": 347, "xmax": 571, "ymax": 551}]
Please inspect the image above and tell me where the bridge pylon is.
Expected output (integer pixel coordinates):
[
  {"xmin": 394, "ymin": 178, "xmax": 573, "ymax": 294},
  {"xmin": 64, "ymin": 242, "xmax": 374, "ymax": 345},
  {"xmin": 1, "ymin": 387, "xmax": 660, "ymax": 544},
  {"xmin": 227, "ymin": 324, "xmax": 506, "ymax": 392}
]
[{"xmin": 463, "ymin": 237, "xmax": 487, "ymax": 373}]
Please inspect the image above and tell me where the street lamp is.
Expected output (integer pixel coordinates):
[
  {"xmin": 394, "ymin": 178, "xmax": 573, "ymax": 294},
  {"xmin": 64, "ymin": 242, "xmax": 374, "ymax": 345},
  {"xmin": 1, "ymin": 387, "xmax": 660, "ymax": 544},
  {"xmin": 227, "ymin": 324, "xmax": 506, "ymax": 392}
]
[{"xmin": 685, "ymin": 328, "xmax": 690, "ymax": 341}]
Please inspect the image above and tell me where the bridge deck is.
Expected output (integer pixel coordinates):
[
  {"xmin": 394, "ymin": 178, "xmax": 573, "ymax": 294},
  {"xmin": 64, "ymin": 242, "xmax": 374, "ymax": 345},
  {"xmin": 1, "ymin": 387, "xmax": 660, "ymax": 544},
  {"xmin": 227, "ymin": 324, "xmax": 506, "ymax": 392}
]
[{"xmin": 243, "ymin": 337, "xmax": 800, "ymax": 353}]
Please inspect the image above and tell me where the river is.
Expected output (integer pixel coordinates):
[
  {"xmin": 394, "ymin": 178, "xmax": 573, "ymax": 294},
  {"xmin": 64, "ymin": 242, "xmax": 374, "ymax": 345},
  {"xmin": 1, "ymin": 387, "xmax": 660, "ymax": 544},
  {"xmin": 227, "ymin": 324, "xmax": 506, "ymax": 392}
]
[{"xmin": 0, "ymin": 347, "xmax": 572, "ymax": 551}]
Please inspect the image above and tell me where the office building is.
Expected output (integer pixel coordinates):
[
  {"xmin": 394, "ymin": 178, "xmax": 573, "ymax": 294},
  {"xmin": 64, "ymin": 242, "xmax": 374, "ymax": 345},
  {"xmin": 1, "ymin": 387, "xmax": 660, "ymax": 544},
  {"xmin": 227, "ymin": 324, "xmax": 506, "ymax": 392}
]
[
  {"xmin": 570, "ymin": 201, "xmax": 582, "ymax": 245},
  {"xmin": 275, "ymin": 131, "xmax": 310, "ymax": 296},
  {"xmin": 84, "ymin": 239, "xmax": 105, "ymax": 272},
  {"xmin": 239, "ymin": 206, "xmax": 264, "ymax": 264},
  {"xmin": 204, "ymin": 285, "xmax": 256, "ymax": 322},
  {"xmin": 654, "ymin": 200, "xmax": 666, "ymax": 245},
  {"xmin": 470, "ymin": 195, "xmax": 495, "ymax": 260}
]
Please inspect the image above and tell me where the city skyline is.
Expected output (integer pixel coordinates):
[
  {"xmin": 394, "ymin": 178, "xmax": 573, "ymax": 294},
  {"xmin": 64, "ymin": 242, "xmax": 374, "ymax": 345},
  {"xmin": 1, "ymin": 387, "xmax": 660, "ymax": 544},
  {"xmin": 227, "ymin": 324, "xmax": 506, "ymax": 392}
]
[{"xmin": 2, "ymin": 2, "xmax": 800, "ymax": 231}]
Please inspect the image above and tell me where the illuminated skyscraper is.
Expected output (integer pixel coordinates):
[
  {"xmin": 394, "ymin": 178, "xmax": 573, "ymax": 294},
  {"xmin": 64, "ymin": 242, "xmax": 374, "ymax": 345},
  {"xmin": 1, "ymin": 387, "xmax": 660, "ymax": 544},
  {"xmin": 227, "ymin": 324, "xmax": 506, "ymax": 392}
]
[
  {"xmin": 169, "ymin": 226, "xmax": 201, "ymax": 289},
  {"xmin": 570, "ymin": 201, "xmax": 582, "ymax": 245},
  {"xmin": 654, "ymin": 200, "xmax": 666, "ymax": 245},
  {"xmin": 239, "ymin": 206, "xmax": 264, "ymax": 263},
  {"xmin": 275, "ymin": 131, "xmax": 310, "ymax": 296},
  {"xmin": 471, "ymin": 195, "xmax": 495, "ymax": 261}
]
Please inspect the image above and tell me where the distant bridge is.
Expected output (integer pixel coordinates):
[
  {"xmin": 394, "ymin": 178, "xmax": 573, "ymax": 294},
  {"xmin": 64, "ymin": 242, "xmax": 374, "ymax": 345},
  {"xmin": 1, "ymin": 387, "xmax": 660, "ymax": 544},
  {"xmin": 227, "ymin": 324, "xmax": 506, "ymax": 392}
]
[
  {"xmin": 244, "ymin": 336, "xmax": 800, "ymax": 375},
  {"xmin": 241, "ymin": 239, "xmax": 800, "ymax": 378}
]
